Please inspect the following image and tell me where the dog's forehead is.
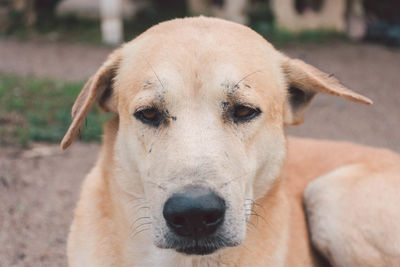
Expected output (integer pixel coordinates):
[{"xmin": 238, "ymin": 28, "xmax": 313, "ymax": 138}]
[
  {"xmin": 137, "ymin": 62, "xmax": 242, "ymax": 93},
  {"xmin": 116, "ymin": 17, "xmax": 284, "ymax": 100}
]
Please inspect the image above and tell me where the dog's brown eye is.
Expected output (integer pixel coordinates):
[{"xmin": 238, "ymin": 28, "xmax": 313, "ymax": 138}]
[
  {"xmin": 134, "ymin": 107, "xmax": 163, "ymax": 126},
  {"xmin": 142, "ymin": 109, "xmax": 158, "ymax": 120},
  {"xmin": 232, "ymin": 105, "xmax": 261, "ymax": 122}
]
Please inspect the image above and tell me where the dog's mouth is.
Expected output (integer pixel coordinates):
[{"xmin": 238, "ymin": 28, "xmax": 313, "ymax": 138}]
[
  {"xmin": 162, "ymin": 235, "xmax": 240, "ymax": 256},
  {"xmin": 176, "ymin": 244, "xmax": 220, "ymax": 255}
]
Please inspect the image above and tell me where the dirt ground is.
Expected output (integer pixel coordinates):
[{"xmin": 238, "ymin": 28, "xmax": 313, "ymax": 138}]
[{"xmin": 0, "ymin": 38, "xmax": 399, "ymax": 266}]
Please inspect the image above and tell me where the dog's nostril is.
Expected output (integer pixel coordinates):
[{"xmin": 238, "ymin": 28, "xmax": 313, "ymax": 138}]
[
  {"xmin": 163, "ymin": 187, "xmax": 226, "ymax": 238},
  {"xmin": 203, "ymin": 212, "xmax": 223, "ymax": 226},
  {"xmin": 172, "ymin": 216, "xmax": 186, "ymax": 227}
]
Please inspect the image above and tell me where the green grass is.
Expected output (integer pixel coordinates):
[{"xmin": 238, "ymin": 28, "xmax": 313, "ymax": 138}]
[
  {"xmin": 0, "ymin": 74, "xmax": 109, "ymax": 146},
  {"xmin": 266, "ymin": 28, "xmax": 346, "ymax": 47}
]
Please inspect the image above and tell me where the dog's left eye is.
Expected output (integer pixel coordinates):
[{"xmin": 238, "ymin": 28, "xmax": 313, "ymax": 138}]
[
  {"xmin": 134, "ymin": 107, "xmax": 163, "ymax": 126},
  {"xmin": 232, "ymin": 105, "xmax": 261, "ymax": 122}
]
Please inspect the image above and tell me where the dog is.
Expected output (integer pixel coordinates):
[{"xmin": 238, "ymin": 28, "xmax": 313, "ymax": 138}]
[{"xmin": 61, "ymin": 17, "xmax": 400, "ymax": 266}]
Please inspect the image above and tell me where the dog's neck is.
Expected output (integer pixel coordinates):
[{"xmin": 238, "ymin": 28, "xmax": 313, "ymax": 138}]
[{"xmin": 100, "ymin": 118, "xmax": 290, "ymax": 266}]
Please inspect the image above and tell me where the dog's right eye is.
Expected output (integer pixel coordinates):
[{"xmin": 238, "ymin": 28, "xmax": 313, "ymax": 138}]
[{"xmin": 134, "ymin": 107, "xmax": 163, "ymax": 127}]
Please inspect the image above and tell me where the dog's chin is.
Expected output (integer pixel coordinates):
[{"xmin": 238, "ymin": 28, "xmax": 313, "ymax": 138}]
[
  {"xmin": 158, "ymin": 235, "xmax": 241, "ymax": 256},
  {"xmin": 175, "ymin": 245, "xmax": 220, "ymax": 255}
]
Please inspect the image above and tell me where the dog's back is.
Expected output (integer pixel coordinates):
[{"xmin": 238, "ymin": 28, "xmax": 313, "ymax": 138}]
[{"xmin": 283, "ymin": 137, "xmax": 400, "ymax": 266}]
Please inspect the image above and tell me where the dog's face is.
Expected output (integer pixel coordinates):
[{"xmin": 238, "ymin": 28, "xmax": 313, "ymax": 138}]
[
  {"xmin": 61, "ymin": 18, "xmax": 371, "ymax": 256},
  {"xmin": 113, "ymin": 23, "xmax": 288, "ymax": 254}
]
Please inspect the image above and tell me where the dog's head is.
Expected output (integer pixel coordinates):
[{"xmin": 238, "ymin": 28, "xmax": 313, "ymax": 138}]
[{"xmin": 61, "ymin": 18, "xmax": 371, "ymax": 256}]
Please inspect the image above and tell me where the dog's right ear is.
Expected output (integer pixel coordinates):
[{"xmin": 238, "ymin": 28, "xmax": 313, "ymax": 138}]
[{"xmin": 60, "ymin": 49, "xmax": 122, "ymax": 150}]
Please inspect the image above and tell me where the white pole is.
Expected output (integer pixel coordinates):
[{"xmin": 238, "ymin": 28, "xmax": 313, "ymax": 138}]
[{"xmin": 100, "ymin": 0, "xmax": 123, "ymax": 45}]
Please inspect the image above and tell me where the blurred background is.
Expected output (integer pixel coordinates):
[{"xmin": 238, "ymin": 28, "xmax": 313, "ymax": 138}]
[{"xmin": 0, "ymin": 0, "xmax": 399, "ymax": 266}]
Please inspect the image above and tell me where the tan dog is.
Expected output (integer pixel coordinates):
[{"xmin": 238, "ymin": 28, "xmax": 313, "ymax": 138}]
[{"xmin": 61, "ymin": 17, "xmax": 400, "ymax": 266}]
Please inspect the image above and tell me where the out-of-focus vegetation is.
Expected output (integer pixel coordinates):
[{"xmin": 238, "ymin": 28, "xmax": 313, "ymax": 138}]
[
  {"xmin": 0, "ymin": 74, "xmax": 109, "ymax": 146},
  {"xmin": 1, "ymin": 0, "xmax": 346, "ymax": 47},
  {"xmin": 249, "ymin": 0, "xmax": 346, "ymax": 46},
  {"xmin": 2, "ymin": 15, "xmax": 103, "ymax": 44},
  {"xmin": 363, "ymin": 0, "xmax": 400, "ymax": 47},
  {"xmin": 2, "ymin": 0, "xmax": 399, "ymax": 47},
  {"xmin": 1, "ymin": 0, "xmax": 189, "ymax": 44}
]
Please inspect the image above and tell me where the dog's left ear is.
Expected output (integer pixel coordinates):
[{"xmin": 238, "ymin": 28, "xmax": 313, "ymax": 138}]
[
  {"xmin": 60, "ymin": 48, "xmax": 122, "ymax": 150},
  {"xmin": 282, "ymin": 58, "xmax": 372, "ymax": 125}
]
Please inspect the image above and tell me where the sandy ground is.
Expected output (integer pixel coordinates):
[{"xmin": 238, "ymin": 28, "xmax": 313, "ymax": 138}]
[
  {"xmin": 0, "ymin": 39, "xmax": 113, "ymax": 82},
  {"xmin": 0, "ymin": 143, "xmax": 99, "ymax": 266},
  {"xmin": 0, "ymin": 38, "xmax": 399, "ymax": 266}
]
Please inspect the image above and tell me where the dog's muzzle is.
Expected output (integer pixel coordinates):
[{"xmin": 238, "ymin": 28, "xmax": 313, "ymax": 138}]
[{"xmin": 162, "ymin": 186, "xmax": 227, "ymax": 255}]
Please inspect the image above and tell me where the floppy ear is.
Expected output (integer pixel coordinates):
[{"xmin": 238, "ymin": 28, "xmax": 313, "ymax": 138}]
[
  {"xmin": 60, "ymin": 49, "xmax": 122, "ymax": 150},
  {"xmin": 282, "ymin": 58, "xmax": 372, "ymax": 125}
]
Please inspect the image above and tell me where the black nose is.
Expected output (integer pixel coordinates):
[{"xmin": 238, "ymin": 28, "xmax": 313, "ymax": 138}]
[{"xmin": 163, "ymin": 187, "xmax": 226, "ymax": 238}]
